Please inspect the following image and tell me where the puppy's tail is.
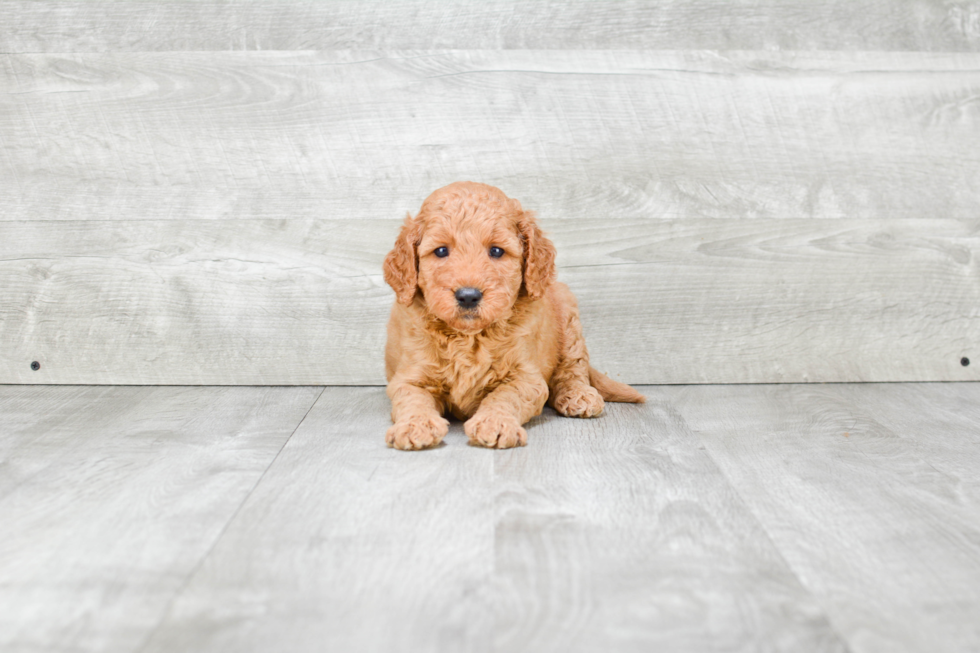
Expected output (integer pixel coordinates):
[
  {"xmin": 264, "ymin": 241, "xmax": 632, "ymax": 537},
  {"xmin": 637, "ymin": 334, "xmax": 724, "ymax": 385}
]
[{"xmin": 589, "ymin": 367, "xmax": 645, "ymax": 404}]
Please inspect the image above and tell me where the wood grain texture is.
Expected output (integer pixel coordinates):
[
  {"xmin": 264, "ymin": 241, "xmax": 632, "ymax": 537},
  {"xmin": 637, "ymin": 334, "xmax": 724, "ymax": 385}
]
[
  {"xmin": 2, "ymin": 218, "xmax": 977, "ymax": 385},
  {"xmin": 5, "ymin": 384, "xmax": 979, "ymax": 652},
  {"xmin": 139, "ymin": 387, "xmax": 495, "ymax": 653},
  {"xmin": 668, "ymin": 383, "xmax": 980, "ymax": 653},
  {"xmin": 139, "ymin": 387, "xmax": 846, "ymax": 653},
  {"xmin": 2, "ymin": 0, "xmax": 979, "ymax": 52},
  {"xmin": 0, "ymin": 384, "xmax": 322, "ymax": 653},
  {"xmin": 490, "ymin": 396, "xmax": 846, "ymax": 652},
  {"xmin": 3, "ymin": 51, "xmax": 980, "ymax": 222}
]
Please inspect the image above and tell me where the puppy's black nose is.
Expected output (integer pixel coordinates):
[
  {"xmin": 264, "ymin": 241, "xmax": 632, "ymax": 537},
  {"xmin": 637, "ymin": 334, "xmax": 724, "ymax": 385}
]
[{"xmin": 455, "ymin": 287, "xmax": 483, "ymax": 308}]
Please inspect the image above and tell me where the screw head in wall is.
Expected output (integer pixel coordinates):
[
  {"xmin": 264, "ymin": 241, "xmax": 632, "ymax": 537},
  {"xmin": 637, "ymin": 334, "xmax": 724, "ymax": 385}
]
[{"xmin": 31, "ymin": 361, "xmax": 40, "ymax": 371}]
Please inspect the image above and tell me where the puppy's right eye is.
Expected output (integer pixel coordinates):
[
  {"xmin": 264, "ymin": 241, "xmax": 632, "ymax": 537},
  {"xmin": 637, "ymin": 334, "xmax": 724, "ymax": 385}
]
[{"xmin": 434, "ymin": 246, "xmax": 449, "ymax": 258}]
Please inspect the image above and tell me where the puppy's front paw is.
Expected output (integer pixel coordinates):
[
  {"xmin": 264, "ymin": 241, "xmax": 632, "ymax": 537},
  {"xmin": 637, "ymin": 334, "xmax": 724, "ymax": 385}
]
[
  {"xmin": 553, "ymin": 385, "xmax": 604, "ymax": 418},
  {"xmin": 386, "ymin": 415, "xmax": 449, "ymax": 451},
  {"xmin": 465, "ymin": 412, "xmax": 527, "ymax": 449}
]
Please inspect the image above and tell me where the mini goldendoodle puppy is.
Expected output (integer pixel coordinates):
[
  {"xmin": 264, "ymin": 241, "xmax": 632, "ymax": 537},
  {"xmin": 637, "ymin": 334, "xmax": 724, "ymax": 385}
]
[{"xmin": 383, "ymin": 181, "xmax": 644, "ymax": 450}]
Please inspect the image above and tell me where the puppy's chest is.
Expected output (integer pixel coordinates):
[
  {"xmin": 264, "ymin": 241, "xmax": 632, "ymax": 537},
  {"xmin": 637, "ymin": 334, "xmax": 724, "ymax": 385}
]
[{"xmin": 435, "ymin": 335, "xmax": 513, "ymax": 414}]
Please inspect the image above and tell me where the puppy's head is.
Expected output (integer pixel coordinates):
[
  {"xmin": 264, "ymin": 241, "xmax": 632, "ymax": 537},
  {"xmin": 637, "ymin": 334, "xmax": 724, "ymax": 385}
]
[{"xmin": 383, "ymin": 181, "xmax": 556, "ymax": 333}]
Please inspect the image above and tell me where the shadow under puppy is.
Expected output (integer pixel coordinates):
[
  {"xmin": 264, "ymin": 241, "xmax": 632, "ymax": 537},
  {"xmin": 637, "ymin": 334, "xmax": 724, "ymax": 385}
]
[{"xmin": 383, "ymin": 181, "xmax": 644, "ymax": 450}]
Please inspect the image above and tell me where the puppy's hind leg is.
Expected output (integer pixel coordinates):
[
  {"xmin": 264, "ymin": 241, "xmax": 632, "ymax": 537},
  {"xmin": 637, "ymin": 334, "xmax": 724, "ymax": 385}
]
[{"xmin": 549, "ymin": 310, "xmax": 604, "ymax": 418}]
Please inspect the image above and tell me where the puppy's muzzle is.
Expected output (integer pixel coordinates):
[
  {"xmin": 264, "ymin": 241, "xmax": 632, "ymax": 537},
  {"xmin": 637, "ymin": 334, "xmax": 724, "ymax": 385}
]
[{"xmin": 455, "ymin": 287, "xmax": 483, "ymax": 309}]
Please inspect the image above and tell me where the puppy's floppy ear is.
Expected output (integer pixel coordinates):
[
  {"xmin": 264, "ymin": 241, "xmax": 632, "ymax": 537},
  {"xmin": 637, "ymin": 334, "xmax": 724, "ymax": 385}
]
[
  {"xmin": 384, "ymin": 213, "xmax": 422, "ymax": 305},
  {"xmin": 518, "ymin": 210, "xmax": 556, "ymax": 300}
]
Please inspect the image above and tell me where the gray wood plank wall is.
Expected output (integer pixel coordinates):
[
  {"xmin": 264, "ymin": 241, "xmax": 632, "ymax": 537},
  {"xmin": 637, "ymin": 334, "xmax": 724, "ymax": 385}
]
[
  {"xmin": 1, "ymin": 3, "xmax": 978, "ymax": 384},
  {"xmin": 3, "ymin": 1, "xmax": 980, "ymax": 52}
]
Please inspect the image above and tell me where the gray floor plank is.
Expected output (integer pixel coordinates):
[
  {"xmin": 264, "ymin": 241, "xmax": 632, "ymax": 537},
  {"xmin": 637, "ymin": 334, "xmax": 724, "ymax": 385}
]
[
  {"xmin": 0, "ymin": 385, "xmax": 321, "ymax": 653},
  {"xmin": 3, "ymin": 51, "xmax": 979, "ymax": 223},
  {"xmin": 668, "ymin": 383, "xmax": 980, "ymax": 653},
  {"xmin": 2, "ymin": 0, "xmax": 977, "ymax": 52},
  {"xmin": 490, "ymin": 396, "xmax": 846, "ymax": 653},
  {"xmin": 3, "ymin": 218, "xmax": 977, "ymax": 385},
  {"xmin": 5, "ymin": 384, "xmax": 980, "ymax": 651},
  {"xmin": 141, "ymin": 387, "xmax": 846, "ymax": 653},
  {"xmin": 139, "ymin": 387, "xmax": 495, "ymax": 653}
]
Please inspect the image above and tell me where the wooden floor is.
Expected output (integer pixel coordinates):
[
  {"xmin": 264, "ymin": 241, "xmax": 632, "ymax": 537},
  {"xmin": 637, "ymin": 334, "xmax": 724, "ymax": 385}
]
[{"xmin": 2, "ymin": 384, "xmax": 979, "ymax": 652}]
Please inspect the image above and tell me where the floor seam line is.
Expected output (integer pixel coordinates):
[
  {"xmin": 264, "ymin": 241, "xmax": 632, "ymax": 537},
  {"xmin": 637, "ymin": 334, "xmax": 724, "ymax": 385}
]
[
  {"xmin": 670, "ymin": 389, "xmax": 856, "ymax": 653},
  {"xmin": 132, "ymin": 385, "xmax": 327, "ymax": 653}
]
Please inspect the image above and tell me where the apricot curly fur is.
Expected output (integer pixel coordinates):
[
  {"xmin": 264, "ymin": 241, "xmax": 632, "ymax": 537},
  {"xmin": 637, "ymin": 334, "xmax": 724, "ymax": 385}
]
[{"xmin": 383, "ymin": 181, "xmax": 644, "ymax": 450}]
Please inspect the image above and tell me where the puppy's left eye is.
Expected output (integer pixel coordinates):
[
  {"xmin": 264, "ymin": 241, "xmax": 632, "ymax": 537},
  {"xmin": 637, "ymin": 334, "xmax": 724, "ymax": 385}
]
[{"xmin": 489, "ymin": 246, "xmax": 505, "ymax": 258}]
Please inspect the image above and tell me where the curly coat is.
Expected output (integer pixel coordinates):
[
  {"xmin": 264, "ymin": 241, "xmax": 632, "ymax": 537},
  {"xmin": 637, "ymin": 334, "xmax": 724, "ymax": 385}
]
[{"xmin": 383, "ymin": 181, "xmax": 644, "ymax": 450}]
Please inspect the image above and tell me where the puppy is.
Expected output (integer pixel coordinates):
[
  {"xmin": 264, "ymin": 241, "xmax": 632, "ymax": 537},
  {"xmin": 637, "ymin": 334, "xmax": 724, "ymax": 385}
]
[{"xmin": 383, "ymin": 181, "xmax": 644, "ymax": 450}]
